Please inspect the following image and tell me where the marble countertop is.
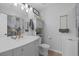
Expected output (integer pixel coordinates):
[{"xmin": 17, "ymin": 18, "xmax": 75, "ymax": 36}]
[{"xmin": 0, "ymin": 35, "xmax": 40, "ymax": 53}]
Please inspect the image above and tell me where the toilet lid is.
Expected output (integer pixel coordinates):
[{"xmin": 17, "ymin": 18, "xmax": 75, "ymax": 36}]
[{"xmin": 40, "ymin": 44, "xmax": 50, "ymax": 48}]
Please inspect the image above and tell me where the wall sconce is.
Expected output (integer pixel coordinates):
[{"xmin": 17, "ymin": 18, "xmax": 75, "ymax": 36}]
[{"xmin": 33, "ymin": 8, "xmax": 39, "ymax": 16}]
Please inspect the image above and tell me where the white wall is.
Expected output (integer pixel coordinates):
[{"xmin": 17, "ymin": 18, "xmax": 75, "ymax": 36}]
[{"xmin": 41, "ymin": 3, "xmax": 77, "ymax": 52}]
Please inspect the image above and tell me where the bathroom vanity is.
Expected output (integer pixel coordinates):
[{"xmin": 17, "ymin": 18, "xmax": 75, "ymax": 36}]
[
  {"xmin": 0, "ymin": 5, "xmax": 41, "ymax": 56},
  {"xmin": 0, "ymin": 36, "xmax": 41, "ymax": 56},
  {"xmin": 0, "ymin": 13, "xmax": 41, "ymax": 56}
]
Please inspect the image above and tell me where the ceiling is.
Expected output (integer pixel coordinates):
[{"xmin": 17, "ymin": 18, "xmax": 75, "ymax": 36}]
[
  {"xmin": 28, "ymin": 3, "xmax": 76, "ymax": 11},
  {"xmin": 28, "ymin": 3, "xmax": 54, "ymax": 11}
]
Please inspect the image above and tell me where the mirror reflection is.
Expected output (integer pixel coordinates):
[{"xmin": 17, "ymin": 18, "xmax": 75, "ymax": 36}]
[{"xmin": 7, "ymin": 15, "xmax": 25, "ymax": 37}]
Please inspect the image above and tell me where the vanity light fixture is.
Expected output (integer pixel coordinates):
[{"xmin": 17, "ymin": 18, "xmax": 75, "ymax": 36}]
[
  {"xmin": 25, "ymin": 4, "xmax": 29, "ymax": 13},
  {"xmin": 21, "ymin": 5, "xmax": 24, "ymax": 10},
  {"xmin": 25, "ymin": 4, "xmax": 28, "ymax": 9},
  {"xmin": 30, "ymin": 7, "xmax": 33, "ymax": 10},
  {"xmin": 21, "ymin": 3, "xmax": 33, "ymax": 13},
  {"xmin": 14, "ymin": 3, "xmax": 18, "ymax": 6},
  {"xmin": 26, "ymin": 9, "xmax": 29, "ymax": 13},
  {"xmin": 21, "ymin": 3, "xmax": 29, "ymax": 12}
]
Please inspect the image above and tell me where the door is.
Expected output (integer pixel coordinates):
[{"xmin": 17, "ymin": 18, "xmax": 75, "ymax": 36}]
[{"xmin": 62, "ymin": 36, "xmax": 78, "ymax": 56}]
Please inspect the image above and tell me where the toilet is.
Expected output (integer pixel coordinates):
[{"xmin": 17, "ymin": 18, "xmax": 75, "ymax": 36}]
[{"xmin": 39, "ymin": 43, "xmax": 50, "ymax": 56}]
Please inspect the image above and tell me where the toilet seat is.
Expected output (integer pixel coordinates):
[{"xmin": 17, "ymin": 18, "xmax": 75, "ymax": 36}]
[{"xmin": 40, "ymin": 44, "xmax": 50, "ymax": 48}]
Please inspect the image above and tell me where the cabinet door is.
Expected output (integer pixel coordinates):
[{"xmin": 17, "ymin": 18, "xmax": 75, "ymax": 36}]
[
  {"xmin": 22, "ymin": 42, "xmax": 35, "ymax": 56},
  {"xmin": 0, "ymin": 13, "xmax": 7, "ymax": 35},
  {"xmin": 22, "ymin": 39, "xmax": 40, "ymax": 56},
  {"xmin": 34, "ymin": 39, "xmax": 40, "ymax": 56},
  {"xmin": 13, "ymin": 47, "xmax": 23, "ymax": 56},
  {"xmin": 0, "ymin": 50, "xmax": 13, "ymax": 56}
]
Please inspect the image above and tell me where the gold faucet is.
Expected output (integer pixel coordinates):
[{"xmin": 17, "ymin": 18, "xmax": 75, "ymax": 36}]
[{"xmin": 16, "ymin": 31, "xmax": 21, "ymax": 39}]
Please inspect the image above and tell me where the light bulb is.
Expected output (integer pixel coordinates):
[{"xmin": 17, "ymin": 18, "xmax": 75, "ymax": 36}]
[
  {"xmin": 25, "ymin": 4, "xmax": 28, "ymax": 8},
  {"xmin": 26, "ymin": 9, "xmax": 29, "ymax": 12},
  {"xmin": 21, "ymin": 6, "xmax": 24, "ymax": 10},
  {"xmin": 30, "ymin": 7, "xmax": 32, "ymax": 10},
  {"xmin": 14, "ymin": 3, "xmax": 17, "ymax": 6}
]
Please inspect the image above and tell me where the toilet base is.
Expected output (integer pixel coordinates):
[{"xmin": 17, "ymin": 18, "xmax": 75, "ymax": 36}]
[{"xmin": 39, "ymin": 43, "xmax": 50, "ymax": 56}]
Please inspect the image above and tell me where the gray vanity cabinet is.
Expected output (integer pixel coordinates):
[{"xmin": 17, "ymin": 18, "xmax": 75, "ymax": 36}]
[
  {"xmin": 34, "ymin": 39, "xmax": 40, "ymax": 56},
  {"xmin": 21, "ymin": 39, "xmax": 40, "ymax": 56},
  {"xmin": 0, "ymin": 38, "xmax": 40, "ymax": 56},
  {"xmin": 22, "ymin": 42, "xmax": 36, "ymax": 56},
  {"xmin": 13, "ymin": 39, "xmax": 40, "ymax": 56},
  {"xmin": 12, "ymin": 43, "xmax": 35, "ymax": 56},
  {"xmin": 12, "ymin": 47, "xmax": 23, "ymax": 56},
  {"xmin": 0, "ymin": 50, "xmax": 13, "ymax": 56}
]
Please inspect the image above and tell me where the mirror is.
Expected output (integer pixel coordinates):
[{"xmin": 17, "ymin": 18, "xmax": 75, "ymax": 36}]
[
  {"xmin": 0, "ymin": 13, "xmax": 7, "ymax": 35},
  {"xmin": 7, "ymin": 15, "xmax": 16, "ymax": 36},
  {"xmin": 7, "ymin": 15, "xmax": 25, "ymax": 36}
]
